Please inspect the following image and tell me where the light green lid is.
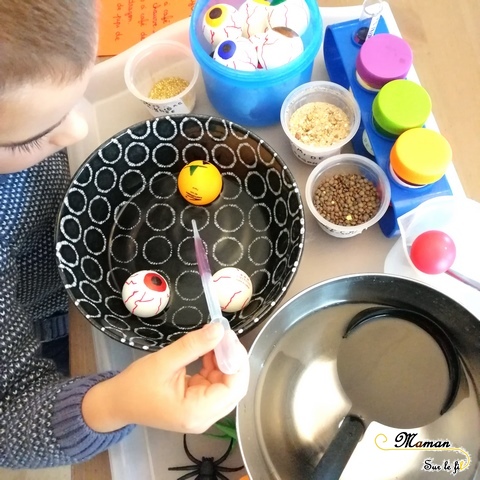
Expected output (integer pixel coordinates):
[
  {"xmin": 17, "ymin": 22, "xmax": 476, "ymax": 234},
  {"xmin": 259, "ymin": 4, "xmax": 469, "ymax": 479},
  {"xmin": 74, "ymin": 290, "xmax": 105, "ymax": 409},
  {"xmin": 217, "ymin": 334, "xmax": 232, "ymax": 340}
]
[{"xmin": 372, "ymin": 80, "xmax": 432, "ymax": 136}]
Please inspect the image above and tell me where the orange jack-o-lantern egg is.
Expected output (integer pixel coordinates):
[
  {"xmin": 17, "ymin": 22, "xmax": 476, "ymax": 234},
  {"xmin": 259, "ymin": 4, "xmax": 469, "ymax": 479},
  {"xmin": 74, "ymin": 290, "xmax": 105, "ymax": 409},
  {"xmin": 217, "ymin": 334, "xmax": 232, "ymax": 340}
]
[{"xmin": 178, "ymin": 160, "xmax": 223, "ymax": 205}]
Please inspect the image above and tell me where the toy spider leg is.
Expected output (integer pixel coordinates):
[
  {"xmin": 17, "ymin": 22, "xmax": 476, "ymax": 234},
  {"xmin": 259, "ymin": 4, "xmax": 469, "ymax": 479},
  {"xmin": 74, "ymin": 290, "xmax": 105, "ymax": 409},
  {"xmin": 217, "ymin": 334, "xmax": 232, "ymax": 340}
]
[{"xmin": 168, "ymin": 434, "xmax": 244, "ymax": 480}]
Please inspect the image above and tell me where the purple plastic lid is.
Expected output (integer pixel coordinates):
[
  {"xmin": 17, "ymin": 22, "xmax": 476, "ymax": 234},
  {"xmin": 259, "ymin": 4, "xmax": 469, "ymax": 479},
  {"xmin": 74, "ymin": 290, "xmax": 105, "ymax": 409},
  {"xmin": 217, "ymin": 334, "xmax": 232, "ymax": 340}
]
[{"xmin": 356, "ymin": 33, "xmax": 413, "ymax": 90}]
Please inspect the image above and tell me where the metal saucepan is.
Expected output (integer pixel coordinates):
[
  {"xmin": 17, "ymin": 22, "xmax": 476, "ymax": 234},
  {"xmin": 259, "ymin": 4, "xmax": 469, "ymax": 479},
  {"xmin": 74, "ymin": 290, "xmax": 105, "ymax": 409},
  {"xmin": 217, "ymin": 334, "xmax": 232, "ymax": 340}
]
[{"xmin": 237, "ymin": 274, "xmax": 480, "ymax": 479}]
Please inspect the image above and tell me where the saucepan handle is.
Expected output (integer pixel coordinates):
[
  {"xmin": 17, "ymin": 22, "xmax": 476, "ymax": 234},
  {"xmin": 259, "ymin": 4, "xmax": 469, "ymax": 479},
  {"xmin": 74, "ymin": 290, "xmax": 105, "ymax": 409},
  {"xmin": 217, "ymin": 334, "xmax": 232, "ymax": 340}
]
[{"xmin": 311, "ymin": 415, "xmax": 365, "ymax": 480}]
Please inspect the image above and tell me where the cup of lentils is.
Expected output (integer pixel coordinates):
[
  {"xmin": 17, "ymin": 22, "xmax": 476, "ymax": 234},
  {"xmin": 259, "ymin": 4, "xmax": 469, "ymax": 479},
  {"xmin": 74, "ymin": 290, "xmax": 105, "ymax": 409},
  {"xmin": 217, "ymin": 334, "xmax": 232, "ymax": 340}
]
[{"xmin": 305, "ymin": 154, "xmax": 391, "ymax": 238}]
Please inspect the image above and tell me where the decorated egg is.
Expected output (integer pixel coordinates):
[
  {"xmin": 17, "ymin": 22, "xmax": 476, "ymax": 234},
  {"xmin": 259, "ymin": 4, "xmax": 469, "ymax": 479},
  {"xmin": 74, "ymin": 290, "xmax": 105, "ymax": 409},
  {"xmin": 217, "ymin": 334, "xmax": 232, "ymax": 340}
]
[
  {"xmin": 202, "ymin": 4, "xmax": 242, "ymax": 49},
  {"xmin": 122, "ymin": 270, "xmax": 170, "ymax": 318},
  {"xmin": 178, "ymin": 160, "xmax": 223, "ymax": 205},
  {"xmin": 251, "ymin": 26, "xmax": 304, "ymax": 69},
  {"xmin": 237, "ymin": 0, "xmax": 270, "ymax": 38},
  {"xmin": 212, "ymin": 267, "xmax": 253, "ymax": 313},
  {"xmin": 267, "ymin": 0, "xmax": 310, "ymax": 36},
  {"xmin": 213, "ymin": 37, "xmax": 258, "ymax": 71}
]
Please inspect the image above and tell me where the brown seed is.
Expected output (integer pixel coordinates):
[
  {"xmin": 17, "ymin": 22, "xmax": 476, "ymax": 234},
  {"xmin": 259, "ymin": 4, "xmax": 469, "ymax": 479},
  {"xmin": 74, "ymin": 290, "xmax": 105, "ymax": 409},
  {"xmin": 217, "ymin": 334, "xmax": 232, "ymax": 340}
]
[{"xmin": 313, "ymin": 173, "xmax": 380, "ymax": 227}]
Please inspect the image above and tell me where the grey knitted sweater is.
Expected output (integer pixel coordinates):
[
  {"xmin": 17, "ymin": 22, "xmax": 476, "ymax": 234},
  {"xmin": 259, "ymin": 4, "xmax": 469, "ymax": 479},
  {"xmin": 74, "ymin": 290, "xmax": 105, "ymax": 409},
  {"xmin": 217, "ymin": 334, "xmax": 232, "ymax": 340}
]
[{"xmin": 0, "ymin": 151, "xmax": 133, "ymax": 469}]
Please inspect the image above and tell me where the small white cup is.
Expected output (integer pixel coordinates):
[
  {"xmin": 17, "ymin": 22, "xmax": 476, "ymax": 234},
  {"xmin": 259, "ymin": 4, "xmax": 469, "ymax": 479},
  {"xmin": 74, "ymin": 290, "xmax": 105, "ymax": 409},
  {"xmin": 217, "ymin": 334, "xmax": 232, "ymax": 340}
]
[
  {"xmin": 305, "ymin": 154, "xmax": 391, "ymax": 238},
  {"xmin": 124, "ymin": 40, "xmax": 200, "ymax": 117},
  {"xmin": 281, "ymin": 81, "xmax": 361, "ymax": 165}
]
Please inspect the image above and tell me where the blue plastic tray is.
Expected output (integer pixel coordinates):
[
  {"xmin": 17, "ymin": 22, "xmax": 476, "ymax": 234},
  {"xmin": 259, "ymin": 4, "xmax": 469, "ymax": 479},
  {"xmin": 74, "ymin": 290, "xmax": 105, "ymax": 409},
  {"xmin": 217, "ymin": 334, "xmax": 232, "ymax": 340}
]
[{"xmin": 323, "ymin": 17, "xmax": 452, "ymax": 237}]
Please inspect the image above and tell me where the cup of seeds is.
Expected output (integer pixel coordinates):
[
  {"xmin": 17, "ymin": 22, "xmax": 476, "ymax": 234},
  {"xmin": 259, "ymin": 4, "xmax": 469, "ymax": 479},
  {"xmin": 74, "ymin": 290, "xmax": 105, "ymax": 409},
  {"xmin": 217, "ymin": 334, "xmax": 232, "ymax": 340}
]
[
  {"xmin": 305, "ymin": 153, "xmax": 391, "ymax": 238},
  {"xmin": 280, "ymin": 81, "xmax": 361, "ymax": 165},
  {"xmin": 124, "ymin": 40, "xmax": 200, "ymax": 117}
]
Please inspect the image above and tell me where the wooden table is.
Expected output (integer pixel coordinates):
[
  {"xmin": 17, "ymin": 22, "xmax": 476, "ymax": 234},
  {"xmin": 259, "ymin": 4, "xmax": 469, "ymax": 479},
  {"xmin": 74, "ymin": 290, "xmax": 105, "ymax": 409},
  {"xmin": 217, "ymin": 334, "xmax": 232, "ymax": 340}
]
[{"xmin": 71, "ymin": 1, "xmax": 480, "ymax": 478}]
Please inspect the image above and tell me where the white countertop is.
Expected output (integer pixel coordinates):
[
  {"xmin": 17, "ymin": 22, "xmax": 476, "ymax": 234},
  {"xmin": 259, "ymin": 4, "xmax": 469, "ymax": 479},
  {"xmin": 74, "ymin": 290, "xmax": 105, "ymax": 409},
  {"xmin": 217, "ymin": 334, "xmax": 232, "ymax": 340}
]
[{"xmin": 67, "ymin": 5, "xmax": 472, "ymax": 479}]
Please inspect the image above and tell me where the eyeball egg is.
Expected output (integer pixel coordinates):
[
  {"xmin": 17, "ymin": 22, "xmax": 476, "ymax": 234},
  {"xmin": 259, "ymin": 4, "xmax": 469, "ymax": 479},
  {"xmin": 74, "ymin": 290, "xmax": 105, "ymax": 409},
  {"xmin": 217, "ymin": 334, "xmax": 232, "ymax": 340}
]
[
  {"xmin": 122, "ymin": 270, "xmax": 170, "ymax": 318},
  {"xmin": 250, "ymin": 26, "xmax": 304, "ymax": 69},
  {"xmin": 267, "ymin": 0, "xmax": 310, "ymax": 36},
  {"xmin": 178, "ymin": 160, "xmax": 223, "ymax": 205},
  {"xmin": 212, "ymin": 267, "xmax": 253, "ymax": 313},
  {"xmin": 202, "ymin": 4, "xmax": 242, "ymax": 49},
  {"xmin": 237, "ymin": 0, "xmax": 270, "ymax": 38},
  {"xmin": 213, "ymin": 37, "xmax": 258, "ymax": 71}
]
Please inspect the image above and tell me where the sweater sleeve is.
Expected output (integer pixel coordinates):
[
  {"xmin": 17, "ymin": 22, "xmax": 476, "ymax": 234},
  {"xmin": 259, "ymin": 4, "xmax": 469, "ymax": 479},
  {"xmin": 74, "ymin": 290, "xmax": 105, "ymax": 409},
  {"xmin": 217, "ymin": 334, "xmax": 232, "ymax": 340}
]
[
  {"xmin": 0, "ymin": 167, "xmax": 135, "ymax": 467},
  {"xmin": 0, "ymin": 367, "xmax": 134, "ymax": 469},
  {"xmin": 0, "ymin": 257, "xmax": 135, "ymax": 468},
  {"xmin": 53, "ymin": 373, "xmax": 135, "ymax": 463}
]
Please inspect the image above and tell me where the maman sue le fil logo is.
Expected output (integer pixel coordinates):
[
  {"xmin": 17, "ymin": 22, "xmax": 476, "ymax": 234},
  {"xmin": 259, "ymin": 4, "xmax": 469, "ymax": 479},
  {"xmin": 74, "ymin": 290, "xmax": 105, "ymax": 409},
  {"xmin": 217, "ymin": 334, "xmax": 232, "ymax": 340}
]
[{"xmin": 375, "ymin": 431, "xmax": 471, "ymax": 476}]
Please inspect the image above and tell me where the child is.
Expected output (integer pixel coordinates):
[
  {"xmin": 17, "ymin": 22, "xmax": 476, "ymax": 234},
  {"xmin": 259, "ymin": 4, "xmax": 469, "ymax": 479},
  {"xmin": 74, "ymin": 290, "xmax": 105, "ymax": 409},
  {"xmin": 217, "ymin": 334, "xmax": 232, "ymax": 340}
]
[{"xmin": 0, "ymin": 0, "xmax": 249, "ymax": 469}]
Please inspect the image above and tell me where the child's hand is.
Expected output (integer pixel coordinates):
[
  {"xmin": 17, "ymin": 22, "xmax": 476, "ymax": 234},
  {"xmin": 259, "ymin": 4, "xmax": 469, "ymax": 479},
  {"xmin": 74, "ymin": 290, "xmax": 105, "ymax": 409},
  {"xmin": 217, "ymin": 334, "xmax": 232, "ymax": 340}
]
[{"xmin": 82, "ymin": 323, "xmax": 250, "ymax": 434}]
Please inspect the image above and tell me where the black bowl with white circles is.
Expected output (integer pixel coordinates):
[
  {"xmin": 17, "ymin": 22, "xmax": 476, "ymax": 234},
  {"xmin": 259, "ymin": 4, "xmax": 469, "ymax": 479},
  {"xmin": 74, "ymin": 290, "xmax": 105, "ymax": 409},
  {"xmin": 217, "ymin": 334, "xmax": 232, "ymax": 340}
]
[{"xmin": 55, "ymin": 114, "xmax": 304, "ymax": 351}]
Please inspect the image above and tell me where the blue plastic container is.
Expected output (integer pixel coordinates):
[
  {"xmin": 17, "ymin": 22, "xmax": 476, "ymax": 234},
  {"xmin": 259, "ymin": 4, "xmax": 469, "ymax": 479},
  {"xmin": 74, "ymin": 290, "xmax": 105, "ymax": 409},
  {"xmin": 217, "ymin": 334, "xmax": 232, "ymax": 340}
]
[{"xmin": 189, "ymin": 0, "xmax": 323, "ymax": 127}]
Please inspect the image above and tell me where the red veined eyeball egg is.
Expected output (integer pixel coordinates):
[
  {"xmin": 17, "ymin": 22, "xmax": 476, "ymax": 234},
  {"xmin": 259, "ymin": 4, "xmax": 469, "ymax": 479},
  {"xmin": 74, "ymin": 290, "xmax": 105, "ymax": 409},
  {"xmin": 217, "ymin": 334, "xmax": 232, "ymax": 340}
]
[
  {"xmin": 237, "ymin": 0, "xmax": 270, "ymax": 38},
  {"xmin": 202, "ymin": 4, "xmax": 242, "ymax": 48},
  {"xmin": 267, "ymin": 0, "xmax": 310, "ymax": 37},
  {"xmin": 212, "ymin": 267, "xmax": 253, "ymax": 313},
  {"xmin": 213, "ymin": 37, "xmax": 258, "ymax": 71},
  {"xmin": 250, "ymin": 26, "xmax": 304, "ymax": 69},
  {"xmin": 122, "ymin": 270, "xmax": 170, "ymax": 317}
]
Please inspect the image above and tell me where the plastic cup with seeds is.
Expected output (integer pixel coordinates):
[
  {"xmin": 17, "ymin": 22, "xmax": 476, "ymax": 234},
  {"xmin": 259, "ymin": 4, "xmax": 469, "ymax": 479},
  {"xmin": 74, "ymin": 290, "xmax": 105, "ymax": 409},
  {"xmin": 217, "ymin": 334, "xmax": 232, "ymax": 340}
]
[
  {"xmin": 305, "ymin": 153, "xmax": 391, "ymax": 238},
  {"xmin": 124, "ymin": 40, "xmax": 200, "ymax": 117},
  {"xmin": 280, "ymin": 81, "xmax": 361, "ymax": 165}
]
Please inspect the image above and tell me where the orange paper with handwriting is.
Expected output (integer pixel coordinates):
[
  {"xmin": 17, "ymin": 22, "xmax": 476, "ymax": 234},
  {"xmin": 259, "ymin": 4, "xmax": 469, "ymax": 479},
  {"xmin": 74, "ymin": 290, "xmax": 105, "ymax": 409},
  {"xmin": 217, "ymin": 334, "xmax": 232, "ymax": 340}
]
[{"xmin": 98, "ymin": 0, "xmax": 195, "ymax": 56}]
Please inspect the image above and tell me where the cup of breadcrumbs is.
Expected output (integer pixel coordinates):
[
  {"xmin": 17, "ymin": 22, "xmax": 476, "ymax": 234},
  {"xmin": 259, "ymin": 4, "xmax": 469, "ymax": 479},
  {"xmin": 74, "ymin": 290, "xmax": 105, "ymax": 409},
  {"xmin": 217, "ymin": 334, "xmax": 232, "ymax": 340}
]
[
  {"xmin": 124, "ymin": 40, "xmax": 200, "ymax": 117},
  {"xmin": 280, "ymin": 81, "xmax": 361, "ymax": 165},
  {"xmin": 305, "ymin": 153, "xmax": 391, "ymax": 238}
]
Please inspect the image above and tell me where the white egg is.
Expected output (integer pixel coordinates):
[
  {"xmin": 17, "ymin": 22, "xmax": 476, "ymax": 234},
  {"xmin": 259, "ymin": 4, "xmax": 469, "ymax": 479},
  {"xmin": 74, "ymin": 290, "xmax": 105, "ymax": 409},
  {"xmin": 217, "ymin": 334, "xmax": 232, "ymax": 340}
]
[
  {"xmin": 202, "ymin": 4, "xmax": 242, "ymax": 49},
  {"xmin": 237, "ymin": 0, "xmax": 270, "ymax": 38},
  {"xmin": 213, "ymin": 37, "xmax": 258, "ymax": 71},
  {"xmin": 122, "ymin": 270, "xmax": 170, "ymax": 318},
  {"xmin": 267, "ymin": 0, "xmax": 310, "ymax": 36},
  {"xmin": 212, "ymin": 267, "xmax": 253, "ymax": 313},
  {"xmin": 251, "ymin": 26, "xmax": 304, "ymax": 69}
]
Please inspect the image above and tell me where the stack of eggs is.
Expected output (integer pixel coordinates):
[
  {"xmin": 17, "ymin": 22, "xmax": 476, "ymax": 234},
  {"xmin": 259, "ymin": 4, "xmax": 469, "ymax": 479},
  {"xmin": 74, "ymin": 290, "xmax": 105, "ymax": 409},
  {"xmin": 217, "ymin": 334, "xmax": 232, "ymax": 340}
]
[
  {"xmin": 203, "ymin": 0, "xmax": 310, "ymax": 70},
  {"xmin": 189, "ymin": 0, "xmax": 322, "ymax": 126}
]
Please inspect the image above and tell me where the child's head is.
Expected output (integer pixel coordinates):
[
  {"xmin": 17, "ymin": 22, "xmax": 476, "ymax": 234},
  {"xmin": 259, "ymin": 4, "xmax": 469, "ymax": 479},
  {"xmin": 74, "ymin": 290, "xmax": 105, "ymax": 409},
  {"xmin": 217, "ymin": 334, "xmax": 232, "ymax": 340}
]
[{"xmin": 0, "ymin": 0, "xmax": 98, "ymax": 174}]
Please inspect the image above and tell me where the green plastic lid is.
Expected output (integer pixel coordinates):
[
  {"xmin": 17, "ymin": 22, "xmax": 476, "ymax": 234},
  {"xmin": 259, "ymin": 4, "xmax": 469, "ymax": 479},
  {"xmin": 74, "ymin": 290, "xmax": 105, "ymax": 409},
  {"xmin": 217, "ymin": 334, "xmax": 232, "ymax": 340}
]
[{"xmin": 372, "ymin": 80, "xmax": 432, "ymax": 136}]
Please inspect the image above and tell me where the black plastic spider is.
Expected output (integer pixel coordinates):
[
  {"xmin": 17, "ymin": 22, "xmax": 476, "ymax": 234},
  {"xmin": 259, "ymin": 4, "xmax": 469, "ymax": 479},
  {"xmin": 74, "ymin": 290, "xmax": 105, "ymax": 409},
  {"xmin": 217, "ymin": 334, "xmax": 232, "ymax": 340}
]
[{"xmin": 168, "ymin": 434, "xmax": 244, "ymax": 480}]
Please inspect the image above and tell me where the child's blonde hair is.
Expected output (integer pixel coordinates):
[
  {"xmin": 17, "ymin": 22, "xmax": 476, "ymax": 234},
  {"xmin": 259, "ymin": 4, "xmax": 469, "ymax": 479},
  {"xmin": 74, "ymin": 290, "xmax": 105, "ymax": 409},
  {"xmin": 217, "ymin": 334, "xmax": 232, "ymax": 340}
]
[{"xmin": 0, "ymin": 0, "xmax": 97, "ymax": 93}]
